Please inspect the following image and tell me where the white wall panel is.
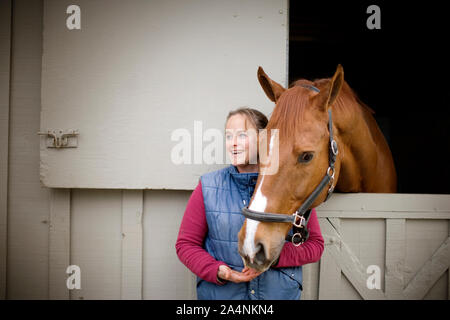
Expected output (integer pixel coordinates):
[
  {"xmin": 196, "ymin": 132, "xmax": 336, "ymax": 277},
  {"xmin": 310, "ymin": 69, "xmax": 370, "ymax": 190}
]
[
  {"xmin": 40, "ymin": 0, "xmax": 288, "ymax": 189},
  {"xmin": 143, "ymin": 190, "xmax": 196, "ymax": 300},
  {"xmin": 70, "ymin": 189, "xmax": 122, "ymax": 299}
]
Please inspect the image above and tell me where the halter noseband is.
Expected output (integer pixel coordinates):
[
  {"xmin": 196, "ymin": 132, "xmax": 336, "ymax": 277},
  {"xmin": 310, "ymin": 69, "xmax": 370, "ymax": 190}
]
[{"xmin": 241, "ymin": 84, "xmax": 338, "ymax": 246}]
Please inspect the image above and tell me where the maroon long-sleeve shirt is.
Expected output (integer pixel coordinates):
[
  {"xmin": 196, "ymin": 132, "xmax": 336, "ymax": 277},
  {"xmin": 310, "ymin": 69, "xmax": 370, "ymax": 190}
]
[{"xmin": 175, "ymin": 181, "xmax": 324, "ymax": 285}]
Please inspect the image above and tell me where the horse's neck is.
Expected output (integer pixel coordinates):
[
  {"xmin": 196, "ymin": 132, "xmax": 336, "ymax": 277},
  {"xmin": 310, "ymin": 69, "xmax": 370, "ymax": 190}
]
[{"xmin": 334, "ymin": 103, "xmax": 395, "ymax": 192}]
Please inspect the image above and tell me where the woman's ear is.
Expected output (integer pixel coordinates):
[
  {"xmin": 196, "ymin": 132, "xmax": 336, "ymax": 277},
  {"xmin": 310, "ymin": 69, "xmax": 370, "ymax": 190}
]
[{"xmin": 257, "ymin": 67, "xmax": 286, "ymax": 102}]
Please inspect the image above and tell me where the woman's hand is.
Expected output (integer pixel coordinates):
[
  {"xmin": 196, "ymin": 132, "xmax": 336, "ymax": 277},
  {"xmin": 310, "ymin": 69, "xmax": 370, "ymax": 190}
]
[{"xmin": 217, "ymin": 265, "xmax": 262, "ymax": 283}]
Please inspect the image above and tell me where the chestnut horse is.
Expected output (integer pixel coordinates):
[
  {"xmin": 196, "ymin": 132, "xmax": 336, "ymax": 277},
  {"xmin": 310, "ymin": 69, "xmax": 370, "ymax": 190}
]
[{"xmin": 238, "ymin": 65, "xmax": 397, "ymax": 272}]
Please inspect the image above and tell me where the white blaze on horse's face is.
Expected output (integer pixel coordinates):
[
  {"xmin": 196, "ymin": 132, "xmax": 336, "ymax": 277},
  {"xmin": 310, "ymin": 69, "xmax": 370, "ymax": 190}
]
[
  {"xmin": 242, "ymin": 134, "xmax": 276, "ymax": 263},
  {"xmin": 243, "ymin": 176, "xmax": 265, "ymax": 263}
]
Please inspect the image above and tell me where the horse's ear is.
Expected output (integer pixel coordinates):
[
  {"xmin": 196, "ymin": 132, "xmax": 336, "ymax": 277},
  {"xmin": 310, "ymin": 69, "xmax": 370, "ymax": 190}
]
[
  {"xmin": 317, "ymin": 64, "xmax": 344, "ymax": 111},
  {"xmin": 257, "ymin": 67, "xmax": 286, "ymax": 102}
]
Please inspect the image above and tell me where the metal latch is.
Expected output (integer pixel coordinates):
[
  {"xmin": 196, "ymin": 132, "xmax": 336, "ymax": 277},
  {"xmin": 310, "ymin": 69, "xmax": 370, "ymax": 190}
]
[{"xmin": 38, "ymin": 129, "xmax": 79, "ymax": 148}]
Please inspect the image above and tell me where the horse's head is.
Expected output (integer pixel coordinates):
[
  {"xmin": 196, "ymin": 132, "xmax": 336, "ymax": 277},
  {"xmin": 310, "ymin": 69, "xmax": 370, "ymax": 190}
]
[{"xmin": 237, "ymin": 65, "xmax": 344, "ymax": 272}]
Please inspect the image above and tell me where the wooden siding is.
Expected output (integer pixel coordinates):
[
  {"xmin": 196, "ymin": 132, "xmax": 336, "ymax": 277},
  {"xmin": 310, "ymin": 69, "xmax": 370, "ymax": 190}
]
[
  {"xmin": 39, "ymin": 0, "xmax": 288, "ymax": 189},
  {"xmin": 6, "ymin": 0, "xmax": 50, "ymax": 299},
  {"xmin": 301, "ymin": 194, "xmax": 450, "ymax": 300},
  {"xmin": 0, "ymin": 0, "xmax": 12, "ymax": 300},
  {"xmin": 2, "ymin": 0, "xmax": 450, "ymax": 301}
]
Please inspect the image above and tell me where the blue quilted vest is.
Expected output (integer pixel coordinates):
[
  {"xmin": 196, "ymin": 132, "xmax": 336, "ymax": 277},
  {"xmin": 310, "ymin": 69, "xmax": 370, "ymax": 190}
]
[{"xmin": 197, "ymin": 165, "xmax": 302, "ymax": 300}]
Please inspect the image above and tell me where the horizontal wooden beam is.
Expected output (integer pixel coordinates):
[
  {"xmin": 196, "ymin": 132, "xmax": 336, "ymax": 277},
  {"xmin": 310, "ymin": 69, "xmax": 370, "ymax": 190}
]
[
  {"xmin": 317, "ymin": 193, "xmax": 450, "ymax": 213},
  {"xmin": 317, "ymin": 211, "xmax": 450, "ymax": 219}
]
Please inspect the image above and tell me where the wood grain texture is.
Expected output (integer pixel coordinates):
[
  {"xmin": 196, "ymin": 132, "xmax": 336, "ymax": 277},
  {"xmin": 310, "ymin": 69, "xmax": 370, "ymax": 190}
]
[
  {"xmin": 385, "ymin": 219, "xmax": 406, "ymax": 299},
  {"xmin": 142, "ymin": 190, "xmax": 196, "ymax": 299},
  {"xmin": 70, "ymin": 189, "xmax": 122, "ymax": 299},
  {"xmin": 317, "ymin": 218, "xmax": 342, "ymax": 299},
  {"xmin": 320, "ymin": 218, "xmax": 386, "ymax": 300},
  {"xmin": 403, "ymin": 236, "xmax": 449, "ymax": 299},
  {"xmin": 121, "ymin": 190, "xmax": 143, "ymax": 299},
  {"xmin": 0, "ymin": 0, "xmax": 11, "ymax": 300},
  {"xmin": 6, "ymin": 0, "xmax": 50, "ymax": 299},
  {"xmin": 49, "ymin": 189, "xmax": 70, "ymax": 299},
  {"xmin": 318, "ymin": 193, "xmax": 450, "ymax": 213}
]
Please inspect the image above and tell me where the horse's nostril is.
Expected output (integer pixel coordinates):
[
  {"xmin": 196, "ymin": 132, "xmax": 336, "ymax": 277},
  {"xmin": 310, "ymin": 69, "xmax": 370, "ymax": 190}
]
[{"xmin": 255, "ymin": 243, "xmax": 266, "ymax": 265}]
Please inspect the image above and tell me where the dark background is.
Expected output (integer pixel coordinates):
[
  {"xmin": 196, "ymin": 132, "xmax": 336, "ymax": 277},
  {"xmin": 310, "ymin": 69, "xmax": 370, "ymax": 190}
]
[{"xmin": 289, "ymin": 1, "xmax": 450, "ymax": 194}]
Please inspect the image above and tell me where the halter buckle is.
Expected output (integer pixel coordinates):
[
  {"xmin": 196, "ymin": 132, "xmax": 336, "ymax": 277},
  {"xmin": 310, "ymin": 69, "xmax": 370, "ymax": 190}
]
[{"xmin": 292, "ymin": 212, "xmax": 305, "ymax": 228}]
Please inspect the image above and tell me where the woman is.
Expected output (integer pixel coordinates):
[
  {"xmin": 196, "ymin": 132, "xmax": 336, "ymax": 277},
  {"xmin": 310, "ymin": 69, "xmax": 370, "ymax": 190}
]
[{"xmin": 175, "ymin": 107, "xmax": 324, "ymax": 300}]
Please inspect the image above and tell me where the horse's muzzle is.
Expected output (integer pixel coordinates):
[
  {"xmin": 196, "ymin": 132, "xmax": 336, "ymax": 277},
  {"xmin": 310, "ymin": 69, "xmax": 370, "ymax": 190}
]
[{"xmin": 239, "ymin": 241, "xmax": 282, "ymax": 272}]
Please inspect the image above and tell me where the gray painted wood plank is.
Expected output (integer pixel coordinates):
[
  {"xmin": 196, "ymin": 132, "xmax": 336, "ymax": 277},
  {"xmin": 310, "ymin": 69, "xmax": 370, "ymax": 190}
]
[
  {"xmin": 121, "ymin": 190, "xmax": 143, "ymax": 299},
  {"xmin": 0, "ymin": 0, "xmax": 11, "ymax": 300},
  {"xmin": 318, "ymin": 249, "xmax": 341, "ymax": 300},
  {"xmin": 6, "ymin": 0, "xmax": 49, "ymax": 299},
  {"xmin": 143, "ymin": 190, "xmax": 195, "ymax": 299},
  {"xmin": 49, "ymin": 189, "xmax": 71, "ymax": 299},
  {"xmin": 317, "ymin": 211, "xmax": 450, "ymax": 219},
  {"xmin": 318, "ymin": 194, "xmax": 450, "ymax": 213},
  {"xmin": 302, "ymin": 261, "xmax": 320, "ymax": 300},
  {"xmin": 321, "ymin": 220, "xmax": 386, "ymax": 299},
  {"xmin": 339, "ymin": 218, "xmax": 386, "ymax": 296},
  {"xmin": 305, "ymin": 217, "xmax": 340, "ymax": 300},
  {"xmin": 318, "ymin": 218, "xmax": 341, "ymax": 299},
  {"xmin": 403, "ymin": 236, "xmax": 450, "ymax": 299},
  {"xmin": 40, "ymin": 0, "xmax": 288, "ymax": 189},
  {"xmin": 70, "ymin": 189, "xmax": 123, "ymax": 299},
  {"xmin": 385, "ymin": 219, "xmax": 406, "ymax": 299}
]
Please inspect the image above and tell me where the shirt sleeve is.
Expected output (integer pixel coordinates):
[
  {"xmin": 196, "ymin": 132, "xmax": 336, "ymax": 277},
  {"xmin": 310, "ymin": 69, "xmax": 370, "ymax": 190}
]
[
  {"xmin": 175, "ymin": 180, "xmax": 228, "ymax": 285},
  {"xmin": 273, "ymin": 208, "xmax": 324, "ymax": 268}
]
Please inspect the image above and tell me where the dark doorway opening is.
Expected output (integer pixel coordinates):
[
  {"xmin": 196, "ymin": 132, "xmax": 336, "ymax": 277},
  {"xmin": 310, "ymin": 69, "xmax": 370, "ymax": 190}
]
[{"xmin": 289, "ymin": 1, "xmax": 450, "ymax": 194}]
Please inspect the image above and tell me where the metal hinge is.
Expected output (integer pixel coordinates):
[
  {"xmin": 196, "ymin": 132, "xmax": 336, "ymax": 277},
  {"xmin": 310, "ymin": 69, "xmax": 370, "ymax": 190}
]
[{"xmin": 38, "ymin": 129, "xmax": 79, "ymax": 148}]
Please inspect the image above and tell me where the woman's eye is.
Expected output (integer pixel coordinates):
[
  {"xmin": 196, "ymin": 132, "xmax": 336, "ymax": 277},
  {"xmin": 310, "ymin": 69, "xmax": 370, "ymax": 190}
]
[
  {"xmin": 239, "ymin": 133, "xmax": 247, "ymax": 138},
  {"xmin": 298, "ymin": 152, "xmax": 314, "ymax": 163}
]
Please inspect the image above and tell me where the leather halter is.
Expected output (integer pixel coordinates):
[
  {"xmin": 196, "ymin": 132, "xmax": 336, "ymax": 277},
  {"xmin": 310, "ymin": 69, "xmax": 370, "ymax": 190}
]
[{"xmin": 242, "ymin": 84, "xmax": 338, "ymax": 246}]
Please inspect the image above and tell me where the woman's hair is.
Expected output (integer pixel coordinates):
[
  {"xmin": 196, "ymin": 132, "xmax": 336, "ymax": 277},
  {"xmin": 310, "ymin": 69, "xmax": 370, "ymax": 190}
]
[{"xmin": 226, "ymin": 107, "xmax": 268, "ymax": 130}]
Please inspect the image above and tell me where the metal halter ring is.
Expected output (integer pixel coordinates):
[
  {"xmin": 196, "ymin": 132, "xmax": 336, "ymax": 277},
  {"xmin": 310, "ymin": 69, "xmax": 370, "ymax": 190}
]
[
  {"xmin": 331, "ymin": 140, "xmax": 338, "ymax": 156},
  {"xmin": 292, "ymin": 213, "xmax": 305, "ymax": 228},
  {"xmin": 291, "ymin": 233, "xmax": 303, "ymax": 247},
  {"xmin": 327, "ymin": 167, "xmax": 335, "ymax": 181},
  {"xmin": 328, "ymin": 183, "xmax": 335, "ymax": 194}
]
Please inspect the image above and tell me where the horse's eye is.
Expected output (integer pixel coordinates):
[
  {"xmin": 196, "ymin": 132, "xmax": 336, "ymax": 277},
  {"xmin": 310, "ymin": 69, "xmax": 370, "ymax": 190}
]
[{"xmin": 298, "ymin": 152, "xmax": 314, "ymax": 163}]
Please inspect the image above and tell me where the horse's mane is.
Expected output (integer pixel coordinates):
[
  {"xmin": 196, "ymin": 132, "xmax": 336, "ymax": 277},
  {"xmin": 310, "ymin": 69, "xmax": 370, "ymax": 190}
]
[{"xmin": 267, "ymin": 77, "xmax": 374, "ymax": 137}]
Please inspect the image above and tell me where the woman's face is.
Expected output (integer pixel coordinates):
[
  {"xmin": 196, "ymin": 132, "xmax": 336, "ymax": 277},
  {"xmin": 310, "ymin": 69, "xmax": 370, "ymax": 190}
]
[{"xmin": 225, "ymin": 114, "xmax": 258, "ymax": 167}]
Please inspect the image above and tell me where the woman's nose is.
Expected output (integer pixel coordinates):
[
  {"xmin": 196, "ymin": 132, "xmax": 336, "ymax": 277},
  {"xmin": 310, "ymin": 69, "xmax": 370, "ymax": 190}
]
[{"xmin": 232, "ymin": 135, "xmax": 238, "ymax": 146}]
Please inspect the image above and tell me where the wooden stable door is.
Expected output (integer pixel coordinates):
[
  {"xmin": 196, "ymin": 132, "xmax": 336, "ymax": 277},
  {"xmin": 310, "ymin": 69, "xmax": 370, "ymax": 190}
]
[
  {"xmin": 40, "ymin": 0, "xmax": 288, "ymax": 189},
  {"xmin": 304, "ymin": 194, "xmax": 450, "ymax": 300}
]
